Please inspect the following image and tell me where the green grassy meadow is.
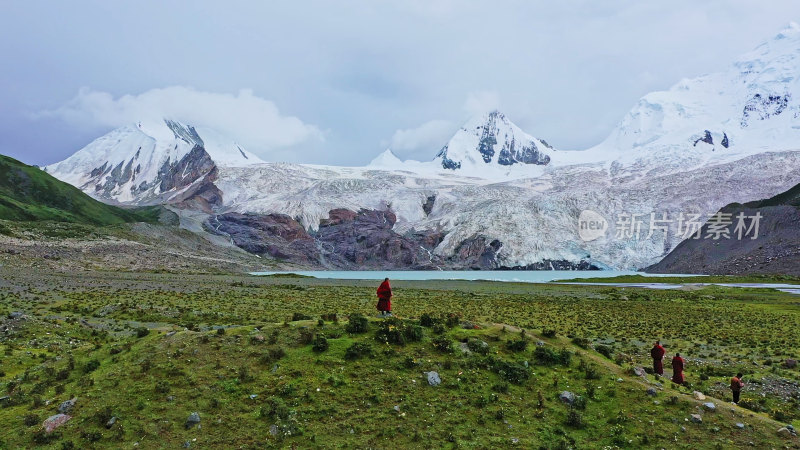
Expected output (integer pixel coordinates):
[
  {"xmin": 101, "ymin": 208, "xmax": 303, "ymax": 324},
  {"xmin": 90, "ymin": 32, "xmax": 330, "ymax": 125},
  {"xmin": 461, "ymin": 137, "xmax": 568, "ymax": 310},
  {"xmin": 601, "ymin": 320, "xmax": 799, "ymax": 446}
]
[{"xmin": 0, "ymin": 270, "xmax": 799, "ymax": 448}]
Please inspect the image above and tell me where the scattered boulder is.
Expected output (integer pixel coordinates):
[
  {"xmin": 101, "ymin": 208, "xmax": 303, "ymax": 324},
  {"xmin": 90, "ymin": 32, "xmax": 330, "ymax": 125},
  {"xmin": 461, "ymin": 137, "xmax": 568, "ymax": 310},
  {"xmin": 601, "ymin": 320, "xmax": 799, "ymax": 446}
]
[
  {"xmin": 269, "ymin": 424, "xmax": 279, "ymax": 436},
  {"xmin": 43, "ymin": 414, "xmax": 71, "ymax": 433},
  {"xmin": 703, "ymin": 402, "xmax": 716, "ymax": 412},
  {"xmin": 690, "ymin": 414, "xmax": 702, "ymax": 424},
  {"xmin": 185, "ymin": 412, "xmax": 201, "ymax": 429},
  {"xmin": 559, "ymin": 391, "xmax": 576, "ymax": 406},
  {"xmin": 9, "ymin": 312, "xmax": 24, "ymax": 319},
  {"xmin": 646, "ymin": 387, "xmax": 658, "ymax": 397},
  {"xmin": 784, "ymin": 359, "xmax": 797, "ymax": 369},
  {"xmin": 633, "ymin": 367, "xmax": 647, "ymax": 378},
  {"xmin": 736, "ymin": 423, "xmax": 745, "ymax": 429},
  {"xmin": 426, "ymin": 371, "xmax": 441, "ymax": 386},
  {"xmin": 106, "ymin": 416, "xmax": 118, "ymax": 429},
  {"xmin": 58, "ymin": 397, "xmax": 77, "ymax": 414},
  {"xmin": 692, "ymin": 391, "xmax": 706, "ymax": 400},
  {"xmin": 777, "ymin": 427, "xmax": 792, "ymax": 437}
]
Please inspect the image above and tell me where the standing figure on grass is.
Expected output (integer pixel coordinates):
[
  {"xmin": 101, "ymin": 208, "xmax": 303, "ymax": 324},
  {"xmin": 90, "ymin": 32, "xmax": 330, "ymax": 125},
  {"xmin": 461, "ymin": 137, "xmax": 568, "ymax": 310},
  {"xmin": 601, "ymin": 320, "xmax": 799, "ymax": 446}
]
[
  {"xmin": 376, "ymin": 277, "xmax": 392, "ymax": 317},
  {"xmin": 671, "ymin": 353, "xmax": 685, "ymax": 385},
  {"xmin": 650, "ymin": 341, "xmax": 665, "ymax": 376},
  {"xmin": 730, "ymin": 372, "xmax": 744, "ymax": 404}
]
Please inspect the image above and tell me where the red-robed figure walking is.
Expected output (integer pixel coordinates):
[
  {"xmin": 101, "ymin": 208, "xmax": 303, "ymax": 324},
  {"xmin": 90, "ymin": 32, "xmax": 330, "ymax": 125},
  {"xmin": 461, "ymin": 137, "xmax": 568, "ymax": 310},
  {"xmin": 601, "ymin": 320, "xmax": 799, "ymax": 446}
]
[
  {"xmin": 650, "ymin": 341, "xmax": 665, "ymax": 376},
  {"xmin": 376, "ymin": 277, "xmax": 392, "ymax": 316},
  {"xmin": 671, "ymin": 353, "xmax": 685, "ymax": 385}
]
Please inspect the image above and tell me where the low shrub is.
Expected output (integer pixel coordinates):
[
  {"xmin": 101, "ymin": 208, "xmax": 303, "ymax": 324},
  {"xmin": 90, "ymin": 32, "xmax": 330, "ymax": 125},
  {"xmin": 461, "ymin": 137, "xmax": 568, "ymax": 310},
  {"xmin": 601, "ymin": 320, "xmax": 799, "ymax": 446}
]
[
  {"xmin": 344, "ymin": 342, "xmax": 373, "ymax": 360},
  {"xmin": 419, "ymin": 313, "xmax": 438, "ymax": 327},
  {"xmin": 292, "ymin": 313, "xmax": 311, "ymax": 321},
  {"xmin": 594, "ymin": 344, "xmax": 613, "ymax": 359},
  {"xmin": 493, "ymin": 360, "xmax": 530, "ymax": 384},
  {"xmin": 374, "ymin": 319, "xmax": 423, "ymax": 345},
  {"xmin": 565, "ymin": 410, "xmax": 584, "ymax": 428},
  {"xmin": 345, "ymin": 314, "xmax": 368, "ymax": 334},
  {"xmin": 467, "ymin": 339, "xmax": 490, "ymax": 355},
  {"xmin": 260, "ymin": 347, "xmax": 286, "ymax": 365},
  {"xmin": 23, "ymin": 414, "xmax": 39, "ymax": 427},
  {"xmin": 432, "ymin": 335, "xmax": 453, "ymax": 353},
  {"xmin": 298, "ymin": 328, "xmax": 315, "ymax": 345},
  {"xmin": 261, "ymin": 397, "xmax": 289, "ymax": 419},
  {"xmin": 312, "ymin": 334, "xmax": 329, "ymax": 352},
  {"xmin": 571, "ymin": 337, "xmax": 590, "ymax": 349},
  {"xmin": 505, "ymin": 337, "xmax": 528, "ymax": 352},
  {"xmin": 83, "ymin": 359, "xmax": 100, "ymax": 373},
  {"xmin": 534, "ymin": 346, "xmax": 572, "ymax": 366}
]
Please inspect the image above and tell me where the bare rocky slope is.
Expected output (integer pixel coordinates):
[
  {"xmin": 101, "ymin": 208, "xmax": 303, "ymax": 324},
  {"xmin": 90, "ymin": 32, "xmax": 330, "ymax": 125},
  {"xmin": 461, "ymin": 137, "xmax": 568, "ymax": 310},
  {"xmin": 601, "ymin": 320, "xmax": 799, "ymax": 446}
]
[{"xmin": 646, "ymin": 182, "xmax": 800, "ymax": 275}]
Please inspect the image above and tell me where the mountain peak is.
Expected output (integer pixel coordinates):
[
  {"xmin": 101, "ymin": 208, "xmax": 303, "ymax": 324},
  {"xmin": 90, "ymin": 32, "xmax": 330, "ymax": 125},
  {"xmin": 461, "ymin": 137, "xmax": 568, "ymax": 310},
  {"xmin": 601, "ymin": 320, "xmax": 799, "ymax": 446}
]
[
  {"xmin": 46, "ymin": 120, "xmax": 264, "ymax": 204},
  {"xmin": 368, "ymin": 149, "xmax": 403, "ymax": 168},
  {"xmin": 435, "ymin": 111, "xmax": 554, "ymax": 170}
]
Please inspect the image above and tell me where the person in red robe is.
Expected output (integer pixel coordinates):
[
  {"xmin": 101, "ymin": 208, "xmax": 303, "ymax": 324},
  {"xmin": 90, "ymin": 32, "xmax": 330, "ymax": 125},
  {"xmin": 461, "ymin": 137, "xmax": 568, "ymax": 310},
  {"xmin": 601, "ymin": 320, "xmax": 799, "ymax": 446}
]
[
  {"xmin": 730, "ymin": 373, "xmax": 744, "ymax": 404},
  {"xmin": 671, "ymin": 353, "xmax": 685, "ymax": 385},
  {"xmin": 376, "ymin": 278, "xmax": 392, "ymax": 317},
  {"xmin": 650, "ymin": 341, "xmax": 665, "ymax": 376}
]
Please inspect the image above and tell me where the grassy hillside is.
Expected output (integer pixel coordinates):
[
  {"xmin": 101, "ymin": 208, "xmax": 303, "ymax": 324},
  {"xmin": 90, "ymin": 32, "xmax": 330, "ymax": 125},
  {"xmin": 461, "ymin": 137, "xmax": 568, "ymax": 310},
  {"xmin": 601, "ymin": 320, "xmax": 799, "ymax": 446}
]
[
  {"xmin": 0, "ymin": 154, "xmax": 161, "ymax": 225},
  {"xmin": 0, "ymin": 271, "xmax": 798, "ymax": 448}
]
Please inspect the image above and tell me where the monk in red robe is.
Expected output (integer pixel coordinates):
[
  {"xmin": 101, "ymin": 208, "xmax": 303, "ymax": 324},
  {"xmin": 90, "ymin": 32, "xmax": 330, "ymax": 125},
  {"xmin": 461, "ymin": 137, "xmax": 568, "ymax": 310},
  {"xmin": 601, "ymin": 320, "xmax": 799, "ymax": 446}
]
[
  {"xmin": 671, "ymin": 353, "xmax": 685, "ymax": 385},
  {"xmin": 650, "ymin": 341, "xmax": 665, "ymax": 376},
  {"xmin": 376, "ymin": 278, "xmax": 392, "ymax": 317}
]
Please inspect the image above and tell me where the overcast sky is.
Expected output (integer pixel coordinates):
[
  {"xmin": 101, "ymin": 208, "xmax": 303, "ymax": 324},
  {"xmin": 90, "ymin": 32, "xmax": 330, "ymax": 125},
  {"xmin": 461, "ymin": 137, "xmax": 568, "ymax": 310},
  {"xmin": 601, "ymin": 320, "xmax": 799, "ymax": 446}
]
[{"xmin": 2, "ymin": 1, "xmax": 799, "ymax": 167}]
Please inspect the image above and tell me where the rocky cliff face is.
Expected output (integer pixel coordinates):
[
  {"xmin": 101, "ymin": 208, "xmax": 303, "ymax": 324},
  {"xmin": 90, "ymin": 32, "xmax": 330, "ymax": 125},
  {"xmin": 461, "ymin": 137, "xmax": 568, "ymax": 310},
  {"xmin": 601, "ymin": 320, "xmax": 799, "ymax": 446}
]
[{"xmin": 209, "ymin": 207, "xmax": 601, "ymax": 270}]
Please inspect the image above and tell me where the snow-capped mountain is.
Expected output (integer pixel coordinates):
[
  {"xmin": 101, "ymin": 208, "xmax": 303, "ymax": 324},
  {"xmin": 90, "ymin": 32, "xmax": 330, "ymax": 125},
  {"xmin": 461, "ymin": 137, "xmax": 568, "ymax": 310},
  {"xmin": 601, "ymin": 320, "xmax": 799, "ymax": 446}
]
[
  {"xmin": 434, "ymin": 110, "xmax": 555, "ymax": 170},
  {"xmin": 598, "ymin": 22, "xmax": 800, "ymax": 175},
  {"xmin": 45, "ymin": 119, "xmax": 263, "ymax": 208},
  {"xmin": 44, "ymin": 24, "xmax": 800, "ymax": 270}
]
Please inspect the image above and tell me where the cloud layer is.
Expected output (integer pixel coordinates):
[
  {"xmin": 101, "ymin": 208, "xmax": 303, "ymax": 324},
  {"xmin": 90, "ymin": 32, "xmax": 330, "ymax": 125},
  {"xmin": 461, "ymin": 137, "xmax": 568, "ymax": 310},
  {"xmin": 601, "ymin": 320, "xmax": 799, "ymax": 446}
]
[
  {"xmin": 388, "ymin": 119, "xmax": 454, "ymax": 160},
  {"xmin": 2, "ymin": 1, "xmax": 799, "ymax": 166},
  {"xmin": 36, "ymin": 87, "xmax": 323, "ymax": 155}
]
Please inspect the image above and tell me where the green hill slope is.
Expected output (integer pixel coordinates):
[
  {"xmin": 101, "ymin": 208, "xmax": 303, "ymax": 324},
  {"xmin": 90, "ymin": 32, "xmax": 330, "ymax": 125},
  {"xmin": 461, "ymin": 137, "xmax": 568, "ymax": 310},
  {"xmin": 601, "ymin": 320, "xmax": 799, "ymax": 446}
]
[{"xmin": 0, "ymin": 154, "xmax": 160, "ymax": 225}]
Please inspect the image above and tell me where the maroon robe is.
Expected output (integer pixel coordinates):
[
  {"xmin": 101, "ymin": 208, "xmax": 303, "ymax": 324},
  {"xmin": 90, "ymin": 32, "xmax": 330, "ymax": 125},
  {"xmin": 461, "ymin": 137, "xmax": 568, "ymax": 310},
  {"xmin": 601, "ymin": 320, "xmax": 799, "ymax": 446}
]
[
  {"xmin": 671, "ymin": 356, "xmax": 685, "ymax": 384},
  {"xmin": 376, "ymin": 280, "xmax": 392, "ymax": 312},
  {"xmin": 650, "ymin": 345, "xmax": 665, "ymax": 375}
]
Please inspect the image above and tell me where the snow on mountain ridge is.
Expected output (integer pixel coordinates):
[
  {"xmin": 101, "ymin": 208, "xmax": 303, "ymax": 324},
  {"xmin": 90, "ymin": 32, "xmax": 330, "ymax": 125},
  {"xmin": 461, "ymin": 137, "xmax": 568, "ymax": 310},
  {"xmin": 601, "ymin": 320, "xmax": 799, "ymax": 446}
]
[
  {"xmin": 599, "ymin": 22, "xmax": 800, "ymax": 167},
  {"xmin": 45, "ymin": 119, "xmax": 263, "ymax": 204},
  {"xmin": 435, "ymin": 110, "xmax": 555, "ymax": 170}
]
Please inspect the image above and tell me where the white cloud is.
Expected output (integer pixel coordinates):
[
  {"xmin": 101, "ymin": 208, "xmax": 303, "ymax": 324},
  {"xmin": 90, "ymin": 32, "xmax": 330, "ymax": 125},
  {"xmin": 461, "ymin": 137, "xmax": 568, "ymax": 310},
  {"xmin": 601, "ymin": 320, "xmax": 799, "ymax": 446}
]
[
  {"xmin": 36, "ymin": 86, "xmax": 323, "ymax": 154},
  {"xmin": 463, "ymin": 91, "xmax": 501, "ymax": 116},
  {"xmin": 388, "ymin": 119, "xmax": 454, "ymax": 159}
]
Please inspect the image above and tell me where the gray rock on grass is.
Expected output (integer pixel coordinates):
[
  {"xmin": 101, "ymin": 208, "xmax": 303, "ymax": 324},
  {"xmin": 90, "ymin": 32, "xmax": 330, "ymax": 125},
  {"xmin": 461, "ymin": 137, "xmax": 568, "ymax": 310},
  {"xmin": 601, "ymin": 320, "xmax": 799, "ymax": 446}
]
[
  {"xmin": 185, "ymin": 412, "xmax": 201, "ymax": 429},
  {"xmin": 426, "ymin": 371, "xmax": 441, "ymax": 386},
  {"xmin": 559, "ymin": 391, "xmax": 576, "ymax": 406},
  {"xmin": 58, "ymin": 397, "xmax": 77, "ymax": 414}
]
